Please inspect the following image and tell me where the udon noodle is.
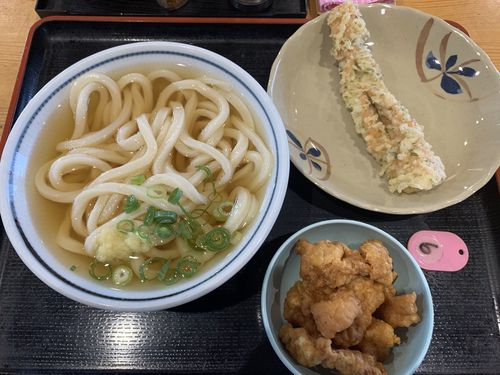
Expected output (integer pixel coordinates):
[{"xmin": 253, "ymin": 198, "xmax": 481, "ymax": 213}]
[{"xmin": 34, "ymin": 68, "xmax": 272, "ymax": 287}]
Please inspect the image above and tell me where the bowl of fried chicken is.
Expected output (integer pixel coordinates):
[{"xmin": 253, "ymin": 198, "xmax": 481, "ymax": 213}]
[{"xmin": 261, "ymin": 220, "xmax": 433, "ymax": 375}]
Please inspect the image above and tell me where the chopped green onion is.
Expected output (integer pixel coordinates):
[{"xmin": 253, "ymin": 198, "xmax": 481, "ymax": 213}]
[
  {"xmin": 177, "ymin": 203, "xmax": 192, "ymax": 219},
  {"xmin": 211, "ymin": 201, "xmax": 233, "ymax": 221},
  {"xmin": 144, "ymin": 206, "xmax": 157, "ymax": 226},
  {"xmin": 156, "ymin": 223, "xmax": 174, "ymax": 239},
  {"xmin": 89, "ymin": 261, "xmax": 112, "ymax": 281},
  {"xmin": 147, "ymin": 185, "xmax": 167, "ymax": 199},
  {"xmin": 157, "ymin": 260, "xmax": 171, "ymax": 281},
  {"xmin": 117, "ymin": 219, "xmax": 135, "ymax": 233},
  {"xmin": 112, "ymin": 265, "xmax": 133, "ymax": 286},
  {"xmin": 139, "ymin": 257, "xmax": 168, "ymax": 281},
  {"xmin": 177, "ymin": 218, "xmax": 202, "ymax": 240},
  {"xmin": 70, "ymin": 265, "xmax": 76, "ymax": 271},
  {"xmin": 176, "ymin": 220, "xmax": 191, "ymax": 240},
  {"xmin": 161, "ymin": 268, "xmax": 180, "ymax": 285},
  {"xmin": 230, "ymin": 231, "xmax": 243, "ymax": 246},
  {"xmin": 130, "ymin": 174, "xmax": 146, "ymax": 185},
  {"xmin": 154, "ymin": 210, "xmax": 178, "ymax": 224},
  {"xmin": 196, "ymin": 227, "xmax": 231, "ymax": 252},
  {"xmin": 136, "ymin": 224, "xmax": 152, "ymax": 241},
  {"xmin": 148, "ymin": 232, "xmax": 172, "ymax": 247},
  {"xmin": 168, "ymin": 188, "xmax": 183, "ymax": 204},
  {"xmin": 176, "ymin": 256, "xmax": 200, "ymax": 278},
  {"xmin": 124, "ymin": 195, "xmax": 139, "ymax": 213},
  {"xmin": 196, "ymin": 165, "xmax": 213, "ymax": 180}
]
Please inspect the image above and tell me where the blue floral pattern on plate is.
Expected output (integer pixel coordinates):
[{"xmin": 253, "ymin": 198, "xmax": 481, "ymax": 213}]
[
  {"xmin": 416, "ymin": 18, "xmax": 480, "ymax": 101},
  {"xmin": 286, "ymin": 130, "xmax": 331, "ymax": 181},
  {"xmin": 425, "ymin": 51, "xmax": 478, "ymax": 95}
]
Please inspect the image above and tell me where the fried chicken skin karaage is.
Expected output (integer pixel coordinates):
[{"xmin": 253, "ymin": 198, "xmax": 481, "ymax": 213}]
[
  {"xmin": 358, "ymin": 318, "xmax": 401, "ymax": 361},
  {"xmin": 295, "ymin": 239, "xmax": 370, "ymax": 290},
  {"xmin": 359, "ymin": 240, "xmax": 394, "ymax": 286},
  {"xmin": 283, "ymin": 281, "xmax": 319, "ymax": 336},
  {"xmin": 279, "ymin": 324, "xmax": 331, "ymax": 367},
  {"xmin": 280, "ymin": 238, "xmax": 421, "ymax": 375},
  {"xmin": 280, "ymin": 324, "xmax": 387, "ymax": 375},
  {"xmin": 334, "ymin": 278, "xmax": 386, "ymax": 348},
  {"xmin": 323, "ymin": 349, "xmax": 388, "ymax": 375},
  {"xmin": 377, "ymin": 292, "xmax": 421, "ymax": 328},
  {"xmin": 311, "ymin": 289, "xmax": 362, "ymax": 338}
]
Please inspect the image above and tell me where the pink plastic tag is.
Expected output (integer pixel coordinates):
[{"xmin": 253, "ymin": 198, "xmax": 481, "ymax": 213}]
[
  {"xmin": 317, "ymin": 0, "xmax": 395, "ymax": 12},
  {"xmin": 407, "ymin": 230, "xmax": 469, "ymax": 272}
]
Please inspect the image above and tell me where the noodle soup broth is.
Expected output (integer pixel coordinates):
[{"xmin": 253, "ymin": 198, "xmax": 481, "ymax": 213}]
[{"xmin": 28, "ymin": 63, "xmax": 272, "ymax": 291}]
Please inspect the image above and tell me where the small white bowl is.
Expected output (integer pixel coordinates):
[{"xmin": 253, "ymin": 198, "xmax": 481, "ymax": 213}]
[
  {"xmin": 262, "ymin": 220, "xmax": 434, "ymax": 375},
  {"xmin": 0, "ymin": 42, "xmax": 289, "ymax": 311}
]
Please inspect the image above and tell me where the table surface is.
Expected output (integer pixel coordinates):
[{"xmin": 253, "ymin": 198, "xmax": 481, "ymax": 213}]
[{"xmin": 0, "ymin": 0, "xmax": 499, "ymax": 135}]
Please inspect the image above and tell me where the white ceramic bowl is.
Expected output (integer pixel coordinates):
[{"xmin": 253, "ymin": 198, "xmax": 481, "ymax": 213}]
[
  {"xmin": 268, "ymin": 5, "xmax": 500, "ymax": 214},
  {"xmin": 262, "ymin": 220, "xmax": 434, "ymax": 375},
  {"xmin": 0, "ymin": 42, "xmax": 289, "ymax": 311}
]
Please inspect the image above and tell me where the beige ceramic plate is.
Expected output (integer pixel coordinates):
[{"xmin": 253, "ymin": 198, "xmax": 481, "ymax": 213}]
[{"xmin": 268, "ymin": 5, "xmax": 500, "ymax": 214}]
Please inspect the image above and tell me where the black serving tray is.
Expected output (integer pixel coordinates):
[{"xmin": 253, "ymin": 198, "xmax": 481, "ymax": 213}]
[
  {"xmin": 1, "ymin": 17, "xmax": 500, "ymax": 374},
  {"xmin": 35, "ymin": 0, "xmax": 307, "ymax": 18}
]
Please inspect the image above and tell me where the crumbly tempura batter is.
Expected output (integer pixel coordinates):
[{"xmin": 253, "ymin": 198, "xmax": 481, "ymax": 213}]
[{"xmin": 327, "ymin": 3, "xmax": 446, "ymax": 193}]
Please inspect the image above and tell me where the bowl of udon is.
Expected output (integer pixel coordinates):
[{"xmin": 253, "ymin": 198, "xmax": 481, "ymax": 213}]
[{"xmin": 0, "ymin": 42, "xmax": 289, "ymax": 311}]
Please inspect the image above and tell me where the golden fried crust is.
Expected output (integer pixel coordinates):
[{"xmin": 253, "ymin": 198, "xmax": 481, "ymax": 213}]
[
  {"xmin": 295, "ymin": 239, "xmax": 370, "ymax": 290},
  {"xmin": 279, "ymin": 324, "xmax": 331, "ymax": 367},
  {"xmin": 283, "ymin": 281, "xmax": 319, "ymax": 336},
  {"xmin": 327, "ymin": 2, "xmax": 370, "ymax": 61},
  {"xmin": 295, "ymin": 239, "xmax": 345, "ymax": 259},
  {"xmin": 359, "ymin": 240, "xmax": 394, "ymax": 286},
  {"xmin": 334, "ymin": 314, "xmax": 372, "ymax": 348},
  {"xmin": 358, "ymin": 318, "xmax": 401, "ymax": 362},
  {"xmin": 377, "ymin": 292, "xmax": 421, "ymax": 328},
  {"xmin": 329, "ymin": 0, "xmax": 446, "ymax": 194},
  {"xmin": 334, "ymin": 278, "xmax": 386, "ymax": 347},
  {"xmin": 283, "ymin": 281, "xmax": 307, "ymax": 325},
  {"xmin": 322, "ymin": 349, "xmax": 388, "ymax": 375},
  {"xmin": 279, "ymin": 324, "xmax": 387, "ymax": 375},
  {"xmin": 343, "ymin": 278, "xmax": 387, "ymax": 315},
  {"xmin": 310, "ymin": 289, "xmax": 362, "ymax": 338},
  {"xmin": 384, "ymin": 282, "xmax": 397, "ymax": 299},
  {"xmin": 281, "ymin": 238, "xmax": 419, "ymax": 374}
]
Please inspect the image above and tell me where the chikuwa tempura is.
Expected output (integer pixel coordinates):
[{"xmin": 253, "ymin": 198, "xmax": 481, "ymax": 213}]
[{"xmin": 328, "ymin": 3, "xmax": 446, "ymax": 193}]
